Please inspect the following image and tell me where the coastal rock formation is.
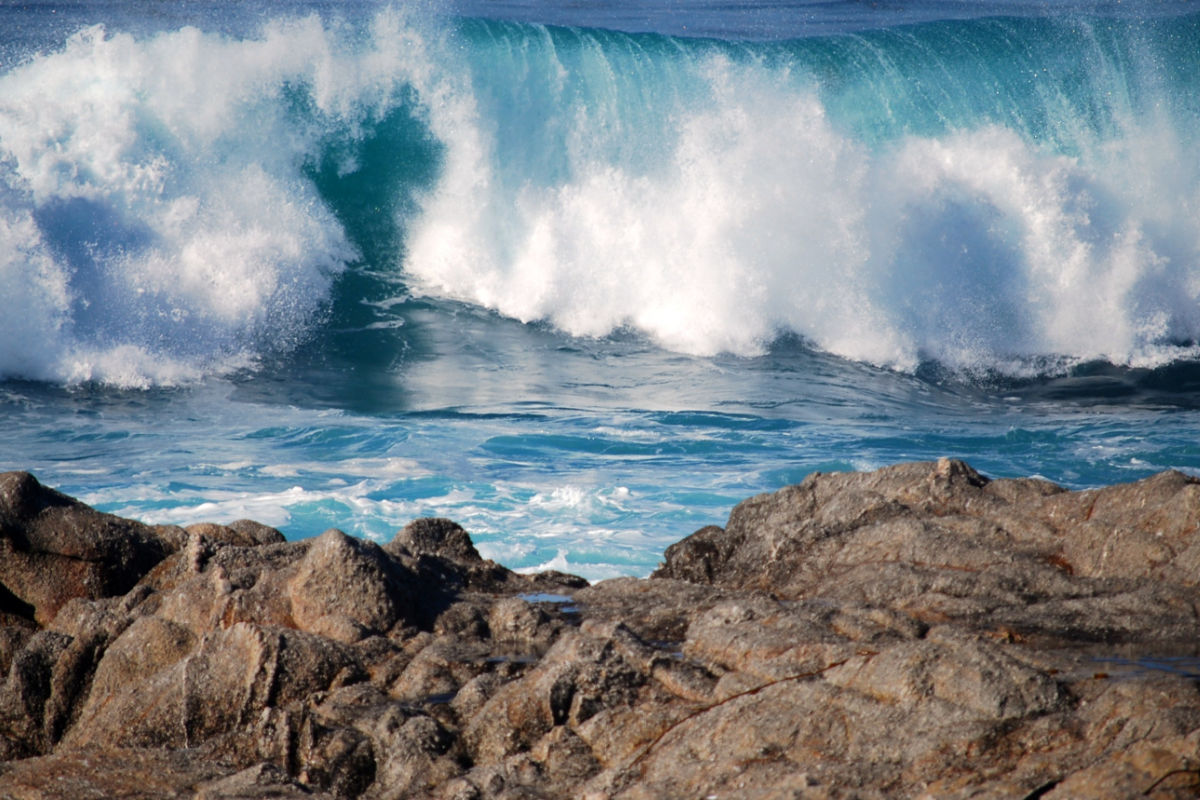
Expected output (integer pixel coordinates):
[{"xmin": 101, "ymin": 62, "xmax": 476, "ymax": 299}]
[
  {"xmin": 0, "ymin": 471, "xmax": 183, "ymax": 627},
  {"xmin": 2, "ymin": 462, "xmax": 1200, "ymax": 798}
]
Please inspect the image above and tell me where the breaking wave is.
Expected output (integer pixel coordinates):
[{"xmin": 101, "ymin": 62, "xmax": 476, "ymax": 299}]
[{"xmin": 1, "ymin": 7, "xmax": 1198, "ymax": 385}]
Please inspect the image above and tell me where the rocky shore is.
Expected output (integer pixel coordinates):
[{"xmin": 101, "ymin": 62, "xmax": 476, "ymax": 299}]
[{"xmin": 2, "ymin": 459, "xmax": 1200, "ymax": 798}]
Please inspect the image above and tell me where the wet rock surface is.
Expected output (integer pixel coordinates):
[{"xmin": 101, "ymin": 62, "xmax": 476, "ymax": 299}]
[{"xmin": 2, "ymin": 461, "xmax": 1200, "ymax": 798}]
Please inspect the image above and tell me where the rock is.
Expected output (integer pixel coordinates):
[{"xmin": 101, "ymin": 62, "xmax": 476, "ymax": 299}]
[
  {"xmin": 0, "ymin": 583, "xmax": 35, "ymax": 629},
  {"xmin": 655, "ymin": 458, "xmax": 1200, "ymax": 646},
  {"xmin": 0, "ymin": 630, "xmax": 73, "ymax": 758},
  {"xmin": 0, "ymin": 747, "xmax": 259, "ymax": 800},
  {"xmin": 0, "ymin": 471, "xmax": 182, "ymax": 625},
  {"xmin": 388, "ymin": 518, "xmax": 482, "ymax": 563},
  {"xmin": 148, "ymin": 540, "xmax": 305, "ymax": 634},
  {"xmin": 301, "ymin": 683, "xmax": 460, "ymax": 798},
  {"xmin": 1038, "ymin": 732, "xmax": 1200, "ymax": 800},
  {"xmin": 195, "ymin": 762, "xmax": 331, "ymax": 799},
  {"xmin": 0, "ymin": 750, "xmax": 327, "ymax": 800},
  {"xmin": 3, "ymin": 461, "xmax": 1200, "ymax": 799},
  {"xmin": 464, "ymin": 627, "xmax": 645, "ymax": 765},
  {"xmin": 823, "ymin": 630, "xmax": 1064, "ymax": 720},
  {"xmin": 78, "ymin": 615, "xmax": 196, "ymax": 708},
  {"xmin": 65, "ymin": 622, "xmax": 363, "ymax": 752},
  {"xmin": 487, "ymin": 597, "xmax": 553, "ymax": 648},
  {"xmin": 186, "ymin": 521, "xmax": 286, "ymax": 548},
  {"xmin": 227, "ymin": 519, "xmax": 288, "ymax": 546},
  {"xmin": 289, "ymin": 529, "xmax": 414, "ymax": 641},
  {"xmin": 388, "ymin": 640, "xmax": 478, "ymax": 702}
]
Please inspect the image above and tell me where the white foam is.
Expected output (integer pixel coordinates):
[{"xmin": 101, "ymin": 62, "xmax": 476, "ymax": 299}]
[
  {"xmin": 0, "ymin": 11, "xmax": 436, "ymax": 386},
  {"xmin": 513, "ymin": 549, "xmax": 637, "ymax": 582},
  {"xmin": 402, "ymin": 45, "xmax": 1200, "ymax": 375},
  {"xmin": 862, "ymin": 123, "xmax": 1200, "ymax": 373}
]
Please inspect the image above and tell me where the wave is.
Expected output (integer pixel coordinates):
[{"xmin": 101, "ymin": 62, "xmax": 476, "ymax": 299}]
[
  {"xmin": 0, "ymin": 7, "xmax": 1198, "ymax": 386},
  {"xmin": 0, "ymin": 9, "xmax": 427, "ymax": 386},
  {"xmin": 403, "ymin": 14, "xmax": 1200, "ymax": 374}
]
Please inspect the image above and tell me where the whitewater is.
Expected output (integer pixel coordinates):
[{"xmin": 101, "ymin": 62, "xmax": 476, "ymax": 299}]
[{"xmin": 2, "ymin": 0, "xmax": 1199, "ymax": 579}]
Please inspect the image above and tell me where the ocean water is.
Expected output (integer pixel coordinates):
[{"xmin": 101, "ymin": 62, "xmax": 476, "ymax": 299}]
[{"xmin": 2, "ymin": 0, "xmax": 1200, "ymax": 580}]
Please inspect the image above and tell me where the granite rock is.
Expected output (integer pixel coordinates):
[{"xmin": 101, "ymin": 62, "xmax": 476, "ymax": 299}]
[
  {"xmin": 0, "ymin": 472, "xmax": 182, "ymax": 626},
  {"xmin": 2, "ymin": 462, "xmax": 1200, "ymax": 798}
]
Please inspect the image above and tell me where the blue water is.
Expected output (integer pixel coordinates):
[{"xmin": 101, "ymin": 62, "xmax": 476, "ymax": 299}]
[{"xmin": 2, "ymin": 0, "xmax": 1200, "ymax": 579}]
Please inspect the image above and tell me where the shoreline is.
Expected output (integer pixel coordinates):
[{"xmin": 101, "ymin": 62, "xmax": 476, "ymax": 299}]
[{"xmin": 2, "ymin": 459, "xmax": 1200, "ymax": 798}]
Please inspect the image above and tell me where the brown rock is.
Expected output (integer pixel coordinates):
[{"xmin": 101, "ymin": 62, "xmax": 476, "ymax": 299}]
[
  {"xmin": 0, "ymin": 747, "xmax": 291, "ymax": 800},
  {"xmin": 388, "ymin": 518, "xmax": 482, "ymax": 563},
  {"xmin": 288, "ymin": 529, "xmax": 414, "ymax": 640},
  {"xmin": 2, "ymin": 462, "xmax": 1200, "ymax": 799},
  {"xmin": 65, "ymin": 622, "xmax": 362, "ymax": 752},
  {"xmin": 655, "ymin": 458, "xmax": 1200, "ymax": 646},
  {"xmin": 0, "ymin": 471, "xmax": 182, "ymax": 625},
  {"xmin": 186, "ymin": 521, "xmax": 286, "ymax": 549}
]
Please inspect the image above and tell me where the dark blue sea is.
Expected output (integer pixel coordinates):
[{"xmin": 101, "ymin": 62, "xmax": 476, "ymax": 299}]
[{"xmin": 2, "ymin": 0, "xmax": 1199, "ymax": 579}]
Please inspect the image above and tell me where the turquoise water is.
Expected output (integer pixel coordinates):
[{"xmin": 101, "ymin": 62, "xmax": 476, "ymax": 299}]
[{"xmin": 2, "ymin": 0, "xmax": 1199, "ymax": 579}]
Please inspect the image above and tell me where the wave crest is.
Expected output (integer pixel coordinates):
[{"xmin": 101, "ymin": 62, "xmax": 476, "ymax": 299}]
[
  {"xmin": 402, "ymin": 16, "xmax": 1200, "ymax": 375},
  {"xmin": 0, "ymin": 13, "xmax": 425, "ymax": 386},
  {"xmin": 2, "ymin": 10, "xmax": 1199, "ymax": 385}
]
